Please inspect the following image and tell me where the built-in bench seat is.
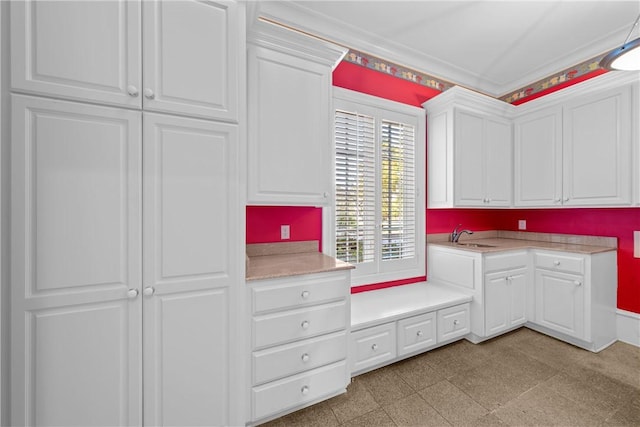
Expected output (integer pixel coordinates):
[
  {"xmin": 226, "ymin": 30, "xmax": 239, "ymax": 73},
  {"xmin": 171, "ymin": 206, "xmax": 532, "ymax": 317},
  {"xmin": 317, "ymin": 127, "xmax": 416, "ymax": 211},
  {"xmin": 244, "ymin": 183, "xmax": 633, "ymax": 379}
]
[{"xmin": 350, "ymin": 281, "xmax": 472, "ymax": 375}]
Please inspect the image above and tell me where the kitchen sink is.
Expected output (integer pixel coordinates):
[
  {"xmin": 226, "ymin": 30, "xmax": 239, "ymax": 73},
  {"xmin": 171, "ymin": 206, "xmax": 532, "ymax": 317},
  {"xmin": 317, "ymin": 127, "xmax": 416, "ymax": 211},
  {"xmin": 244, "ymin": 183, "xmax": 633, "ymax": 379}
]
[{"xmin": 455, "ymin": 243, "xmax": 496, "ymax": 248}]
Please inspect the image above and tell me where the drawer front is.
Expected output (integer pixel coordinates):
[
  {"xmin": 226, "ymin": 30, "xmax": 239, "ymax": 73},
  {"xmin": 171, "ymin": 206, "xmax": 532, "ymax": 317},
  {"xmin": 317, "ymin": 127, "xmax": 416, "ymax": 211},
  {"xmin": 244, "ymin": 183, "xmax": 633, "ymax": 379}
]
[
  {"xmin": 484, "ymin": 251, "xmax": 528, "ymax": 273},
  {"xmin": 253, "ymin": 331, "xmax": 347, "ymax": 385},
  {"xmin": 253, "ymin": 300, "xmax": 347, "ymax": 349},
  {"xmin": 437, "ymin": 303, "xmax": 470, "ymax": 342},
  {"xmin": 350, "ymin": 323, "xmax": 396, "ymax": 374},
  {"xmin": 252, "ymin": 361, "xmax": 348, "ymax": 421},
  {"xmin": 534, "ymin": 252, "xmax": 584, "ymax": 275},
  {"xmin": 252, "ymin": 272, "xmax": 349, "ymax": 314},
  {"xmin": 397, "ymin": 312, "xmax": 437, "ymax": 356}
]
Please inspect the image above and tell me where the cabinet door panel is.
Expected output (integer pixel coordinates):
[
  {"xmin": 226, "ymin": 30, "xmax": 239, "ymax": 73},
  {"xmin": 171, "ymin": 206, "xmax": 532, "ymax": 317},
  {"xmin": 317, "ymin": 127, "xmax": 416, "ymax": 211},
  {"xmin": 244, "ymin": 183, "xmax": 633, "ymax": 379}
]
[
  {"xmin": 143, "ymin": 113, "xmax": 239, "ymax": 426},
  {"xmin": 509, "ymin": 270, "xmax": 527, "ymax": 326},
  {"xmin": 514, "ymin": 108, "xmax": 563, "ymax": 206},
  {"xmin": 484, "ymin": 118, "xmax": 512, "ymax": 206},
  {"xmin": 484, "ymin": 272, "xmax": 510, "ymax": 335},
  {"xmin": 11, "ymin": 0, "xmax": 141, "ymax": 107},
  {"xmin": 535, "ymin": 269, "xmax": 585, "ymax": 339},
  {"xmin": 143, "ymin": 0, "xmax": 239, "ymax": 120},
  {"xmin": 563, "ymin": 88, "xmax": 631, "ymax": 206},
  {"xmin": 454, "ymin": 110, "xmax": 484, "ymax": 206},
  {"xmin": 248, "ymin": 46, "xmax": 331, "ymax": 204},
  {"xmin": 11, "ymin": 95, "xmax": 142, "ymax": 427}
]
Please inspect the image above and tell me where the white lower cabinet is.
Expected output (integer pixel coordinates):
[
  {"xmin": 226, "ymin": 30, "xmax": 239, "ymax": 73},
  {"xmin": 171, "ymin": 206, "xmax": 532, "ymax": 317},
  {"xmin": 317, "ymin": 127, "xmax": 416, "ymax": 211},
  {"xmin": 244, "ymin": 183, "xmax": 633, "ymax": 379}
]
[
  {"xmin": 350, "ymin": 323, "xmax": 397, "ymax": 373},
  {"xmin": 484, "ymin": 267, "xmax": 527, "ymax": 336},
  {"xmin": 437, "ymin": 304, "xmax": 471, "ymax": 342},
  {"xmin": 248, "ymin": 271, "xmax": 351, "ymax": 423},
  {"xmin": 530, "ymin": 250, "xmax": 617, "ymax": 351},
  {"xmin": 397, "ymin": 312, "xmax": 437, "ymax": 356}
]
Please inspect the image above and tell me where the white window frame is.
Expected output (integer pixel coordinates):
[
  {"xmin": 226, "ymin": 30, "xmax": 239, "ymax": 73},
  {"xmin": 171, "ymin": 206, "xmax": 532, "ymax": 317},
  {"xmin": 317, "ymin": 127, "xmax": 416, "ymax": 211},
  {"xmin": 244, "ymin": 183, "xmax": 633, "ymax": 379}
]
[{"xmin": 330, "ymin": 87, "xmax": 425, "ymax": 287}]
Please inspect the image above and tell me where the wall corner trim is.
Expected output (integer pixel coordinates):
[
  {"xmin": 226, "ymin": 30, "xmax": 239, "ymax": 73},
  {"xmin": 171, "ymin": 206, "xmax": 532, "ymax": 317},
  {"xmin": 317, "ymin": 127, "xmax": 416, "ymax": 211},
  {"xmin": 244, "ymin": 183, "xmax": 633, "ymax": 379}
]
[{"xmin": 616, "ymin": 309, "xmax": 640, "ymax": 348}]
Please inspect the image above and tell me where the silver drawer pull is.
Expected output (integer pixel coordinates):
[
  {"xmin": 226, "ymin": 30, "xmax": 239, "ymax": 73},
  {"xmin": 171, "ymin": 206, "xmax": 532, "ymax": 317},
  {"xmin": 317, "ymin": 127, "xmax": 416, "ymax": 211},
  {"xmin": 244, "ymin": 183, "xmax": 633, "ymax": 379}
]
[
  {"xmin": 574, "ymin": 280, "xmax": 582, "ymax": 287},
  {"xmin": 416, "ymin": 330, "xmax": 423, "ymax": 337},
  {"xmin": 301, "ymin": 320, "xmax": 310, "ymax": 329},
  {"xmin": 301, "ymin": 290, "xmax": 310, "ymax": 299},
  {"xmin": 371, "ymin": 343, "xmax": 378, "ymax": 351},
  {"xmin": 301, "ymin": 385, "xmax": 310, "ymax": 395},
  {"xmin": 553, "ymin": 260, "xmax": 561, "ymax": 266},
  {"xmin": 301, "ymin": 353, "xmax": 310, "ymax": 363},
  {"xmin": 453, "ymin": 319, "xmax": 460, "ymax": 325}
]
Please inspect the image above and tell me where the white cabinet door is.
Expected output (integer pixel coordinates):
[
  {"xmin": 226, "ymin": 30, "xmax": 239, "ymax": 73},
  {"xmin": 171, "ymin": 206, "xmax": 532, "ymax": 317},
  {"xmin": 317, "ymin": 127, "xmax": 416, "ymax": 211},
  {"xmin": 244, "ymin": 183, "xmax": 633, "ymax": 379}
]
[
  {"xmin": 11, "ymin": 95, "xmax": 142, "ymax": 426},
  {"xmin": 142, "ymin": 113, "xmax": 239, "ymax": 426},
  {"xmin": 535, "ymin": 269, "xmax": 585, "ymax": 340},
  {"xmin": 514, "ymin": 107, "xmax": 563, "ymax": 206},
  {"xmin": 508, "ymin": 269, "xmax": 527, "ymax": 326},
  {"xmin": 563, "ymin": 87, "xmax": 632, "ymax": 206},
  {"xmin": 11, "ymin": 0, "xmax": 142, "ymax": 108},
  {"xmin": 142, "ymin": 0, "xmax": 239, "ymax": 120},
  {"xmin": 484, "ymin": 117, "xmax": 512, "ymax": 206},
  {"xmin": 454, "ymin": 110, "xmax": 485, "ymax": 206},
  {"xmin": 484, "ymin": 271, "xmax": 510, "ymax": 335},
  {"xmin": 248, "ymin": 46, "xmax": 332, "ymax": 205}
]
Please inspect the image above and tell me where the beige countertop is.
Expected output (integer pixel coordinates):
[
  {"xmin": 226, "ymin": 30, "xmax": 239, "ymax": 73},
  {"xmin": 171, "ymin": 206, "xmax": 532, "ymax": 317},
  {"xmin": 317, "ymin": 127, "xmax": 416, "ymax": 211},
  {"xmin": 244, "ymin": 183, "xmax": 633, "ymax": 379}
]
[
  {"xmin": 246, "ymin": 241, "xmax": 354, "ymax": 281},
  {"xmin": 428, "ymin": 230, "xmax": 617, "ymax": 254}
]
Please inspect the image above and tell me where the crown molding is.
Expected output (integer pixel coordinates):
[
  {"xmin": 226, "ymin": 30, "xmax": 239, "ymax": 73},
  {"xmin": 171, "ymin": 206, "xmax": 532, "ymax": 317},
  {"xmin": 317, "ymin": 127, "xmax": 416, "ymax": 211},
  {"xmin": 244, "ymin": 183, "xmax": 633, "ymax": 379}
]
[{"xmin": 421, "ymin": 86, "xmax": 516, "ymax": 116}]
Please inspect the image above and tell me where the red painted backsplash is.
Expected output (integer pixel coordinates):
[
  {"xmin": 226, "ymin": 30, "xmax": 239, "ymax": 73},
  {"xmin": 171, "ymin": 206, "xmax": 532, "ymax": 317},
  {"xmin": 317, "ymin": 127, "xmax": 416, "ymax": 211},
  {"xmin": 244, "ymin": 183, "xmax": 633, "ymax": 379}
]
[
  {"xmin": 246, "ymin": 206, "xmax": 323, "ymax": 251},
  {"xmin": 428, "ymin": 208, "xmax": 640, "ymax": 314}
]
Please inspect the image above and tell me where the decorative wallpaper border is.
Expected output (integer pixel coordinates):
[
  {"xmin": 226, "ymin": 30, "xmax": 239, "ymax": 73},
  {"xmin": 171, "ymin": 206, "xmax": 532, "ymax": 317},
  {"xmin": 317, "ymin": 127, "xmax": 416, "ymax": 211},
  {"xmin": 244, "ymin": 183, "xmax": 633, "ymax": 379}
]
[
  {"xmin": 343, "ymin": 49, "xmax": 454, "ymax": 93},
  {"xmin": 342, "ymin": 49, "xmax": 607, "ymax": 104},
  {"xmin": 499, "ymin": 54, "xmax": 607, "ymax": 104}
]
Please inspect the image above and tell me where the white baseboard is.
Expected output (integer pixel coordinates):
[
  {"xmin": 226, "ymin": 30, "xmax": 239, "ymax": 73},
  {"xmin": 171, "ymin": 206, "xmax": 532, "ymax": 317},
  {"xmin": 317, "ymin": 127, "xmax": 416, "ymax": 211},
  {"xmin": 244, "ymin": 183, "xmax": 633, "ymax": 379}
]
[{"xmin": 617, "ymin": 309, "xmax": 640, "ymax": 347}]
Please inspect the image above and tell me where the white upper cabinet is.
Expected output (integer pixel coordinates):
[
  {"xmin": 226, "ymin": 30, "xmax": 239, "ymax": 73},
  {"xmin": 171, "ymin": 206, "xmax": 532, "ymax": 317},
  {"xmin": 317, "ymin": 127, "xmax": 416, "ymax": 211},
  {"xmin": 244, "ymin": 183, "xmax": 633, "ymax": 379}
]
[
  {"xmin": 562, "ymin": 87, "xmax": 631, "ymax": 206},
  {"xmin": 247, "ymin": 21, "xmax": 347, "ymax": 205},
  {"xmin": 514, "ymin": 107, "xmax": 563, "ymax": 206},
  {"xmin": 514, "ymin": 83, "xmax": 633, "ymax": 207},
  {"xmin": 11, "ymin": 0, "xmax": 240, "ymax": 121},
  {"xmin": 11, "ymin": 0, "xmax": 142, "ymax": 108},
  {"xmin": 425, "ymin": 87, "xmax": 512, "ymax": 208}
]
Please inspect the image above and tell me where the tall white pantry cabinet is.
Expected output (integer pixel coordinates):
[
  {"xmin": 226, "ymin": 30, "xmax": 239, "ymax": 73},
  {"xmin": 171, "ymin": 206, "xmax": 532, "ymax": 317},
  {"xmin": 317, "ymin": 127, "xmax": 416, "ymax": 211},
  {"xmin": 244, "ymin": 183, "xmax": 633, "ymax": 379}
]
[{"xmin": 9, "ymin": 1, "xmax": 245, "ymax": 426}]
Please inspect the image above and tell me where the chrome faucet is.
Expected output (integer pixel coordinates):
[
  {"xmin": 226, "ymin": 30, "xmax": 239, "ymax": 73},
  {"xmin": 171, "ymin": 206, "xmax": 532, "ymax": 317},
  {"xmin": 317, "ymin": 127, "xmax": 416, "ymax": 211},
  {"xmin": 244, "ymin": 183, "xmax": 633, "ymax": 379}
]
[{"xmin": 451, "ymin": 224, "xmax": 474, "ymax": 243}]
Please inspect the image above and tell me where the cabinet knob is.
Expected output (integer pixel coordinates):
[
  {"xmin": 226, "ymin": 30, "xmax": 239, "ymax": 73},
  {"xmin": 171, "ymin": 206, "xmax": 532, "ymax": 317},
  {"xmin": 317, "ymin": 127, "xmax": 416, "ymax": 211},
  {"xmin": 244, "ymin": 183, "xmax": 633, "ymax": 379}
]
[
  {"xmin": 301, "ymin": 320, "xmax": 310, "ymax": 329},
  {"xmin": 127, "ymin": 289, "xmax": 138, "ymax": 299},
  {"xmin": 453, "ymin": 319, "xmax": 460, "ymax": 326},
  {"xmin": 323, "ymin": 192, "xmax": 329, "ymax": 198},
  {"xmin": 553, "ymin": 260, "xmax": 561, "ymax": 266},
  {"xmin": 574, "ymin": 280, "xmax": 582, "ymax": 287},
  {"xmin": 301, "ymin": 385, "xmax": 310, "ymax": 395},
  {"xmin": 416, "ymin": 330, "xmax": 423, "ymax": 337},
  {"xmin": 144, "ymin": 88, "xmax": 155, "ymax": 99},
  {"xmin": 371, "ymin": 343, "xmax": 378, "ymax": 351},
  {"xmin": 487, "ymin": 198, "xmax": 492, "ymax": 203},
  {"xmin": 563, "ymin": 197, "xmax": 570, "ymax": 202},
  {"xmin": 127, "ymin": 85, "xmax": 139, "ymax": 97},
  {"xmin": 143, "ymin": 286, "xmax": 155, "ymax": 296},
  {"xmin": 301, "ymin": 353, "xmax": 310, "ymax": 363},
  {"xmin": 553, "ymin": 198, "xmax": 561, "ymax": 203},
  {"xmin": 301, "ymin": 290, "xmax": 310, "ymax": 299}
]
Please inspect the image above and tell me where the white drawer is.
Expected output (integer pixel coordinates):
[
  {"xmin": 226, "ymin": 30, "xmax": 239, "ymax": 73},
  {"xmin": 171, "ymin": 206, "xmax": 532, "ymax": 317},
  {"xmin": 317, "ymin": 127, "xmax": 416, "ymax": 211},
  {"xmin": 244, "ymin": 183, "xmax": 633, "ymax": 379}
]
[
  {"xmin": 484, "ymin": 251, "xmax": 528, "ymax": 273},
  {"xmin": 253, "ymin": 331, "xmax": 347, "ymax": 385},
  {"xmin": 534, "ymin": 252, "xmax": 584, "ymax": 275},
  {"xmin": 252, "ymin": 272, "xmax": 349, "ymax": 314},
  {"xmin": 350, "ymin": 323, "xmax": 396, "ymax": 374},
  {"xmin": 253, "ymin": 300, "xmax": 347, "ymax": 349},
  {"xmin": 397, "ymin": 312, "xmax": 437, "ymax": 356},
  {"xmin": 437, "ymin": 303, "xmax": 470, "ymax": 342},
  {"xmin": 252, "ymin": 361, "xmax": 348, "ymax": 421}
]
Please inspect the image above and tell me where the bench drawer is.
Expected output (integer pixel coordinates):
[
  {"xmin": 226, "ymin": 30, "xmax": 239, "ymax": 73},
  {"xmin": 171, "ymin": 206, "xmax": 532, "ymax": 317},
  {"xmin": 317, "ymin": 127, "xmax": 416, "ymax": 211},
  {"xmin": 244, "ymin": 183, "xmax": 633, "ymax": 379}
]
[
  {"xmin": 437, "ymin": 303, "xmax": 470, "ymax": 342},
  {"xmin": 350, "ymin": 323, "xmax": 396, "ymax": 374},
  {"xmin": 397, "ymin": 312, "xmax": 437, "ymax": 356},
  {"xmin": 253, "ymin": 331, "xmax": 347, "ymax": 385}
]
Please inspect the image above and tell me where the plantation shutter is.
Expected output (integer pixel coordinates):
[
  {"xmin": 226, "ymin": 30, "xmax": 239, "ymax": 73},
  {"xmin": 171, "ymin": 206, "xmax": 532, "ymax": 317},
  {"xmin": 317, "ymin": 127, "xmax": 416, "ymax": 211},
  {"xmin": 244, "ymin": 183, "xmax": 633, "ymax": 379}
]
[
  {"xmin": 334, "ymin": 109, "xmax": 376, "ymax": 264},
  {"xmin": 381, "ymin": 120, "xmax": 416, "ymax": 260}
]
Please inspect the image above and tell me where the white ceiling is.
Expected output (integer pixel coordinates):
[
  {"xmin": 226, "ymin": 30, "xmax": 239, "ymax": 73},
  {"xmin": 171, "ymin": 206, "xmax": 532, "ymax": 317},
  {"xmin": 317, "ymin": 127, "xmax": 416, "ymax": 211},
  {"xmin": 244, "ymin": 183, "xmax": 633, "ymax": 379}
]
[{"xmin": 254, "ymin": 0, "xmax": 640, "ymax": 97}]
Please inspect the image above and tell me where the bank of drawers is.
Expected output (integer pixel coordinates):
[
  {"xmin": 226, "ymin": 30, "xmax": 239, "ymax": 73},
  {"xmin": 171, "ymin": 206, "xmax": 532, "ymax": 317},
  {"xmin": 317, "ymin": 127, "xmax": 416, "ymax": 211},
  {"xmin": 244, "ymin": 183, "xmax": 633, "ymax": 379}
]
[
  {"xmin": 249, "ymin": 271, "xmax": 350, "ymax": 422},
  {"xmin": 350, "ymin": 302, "xmax": 470, "ymax": 375}
]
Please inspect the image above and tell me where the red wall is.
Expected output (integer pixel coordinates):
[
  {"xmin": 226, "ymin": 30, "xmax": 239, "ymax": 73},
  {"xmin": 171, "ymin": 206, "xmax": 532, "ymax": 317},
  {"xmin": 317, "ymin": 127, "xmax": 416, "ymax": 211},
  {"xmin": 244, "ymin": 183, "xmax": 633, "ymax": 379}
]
[{"xmin": 246, "ymin": 60, "xmax": 640, "ymax": 314}]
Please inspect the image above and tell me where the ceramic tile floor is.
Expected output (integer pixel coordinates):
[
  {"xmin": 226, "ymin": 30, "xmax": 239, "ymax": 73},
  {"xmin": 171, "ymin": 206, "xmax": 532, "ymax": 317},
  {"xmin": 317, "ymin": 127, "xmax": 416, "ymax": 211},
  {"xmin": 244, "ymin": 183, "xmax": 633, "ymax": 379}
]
[{"xmin": 261, "ymin": 328, "xmax": 640, "ymax": 426}]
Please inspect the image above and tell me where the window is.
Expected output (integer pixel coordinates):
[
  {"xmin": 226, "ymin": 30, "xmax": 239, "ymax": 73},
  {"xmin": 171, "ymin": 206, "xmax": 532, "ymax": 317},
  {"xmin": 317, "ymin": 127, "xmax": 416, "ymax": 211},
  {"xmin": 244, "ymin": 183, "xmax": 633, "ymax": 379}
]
[{"xmin": 333, "ymin": 88, "xmax": 425, "ymax": 286}]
